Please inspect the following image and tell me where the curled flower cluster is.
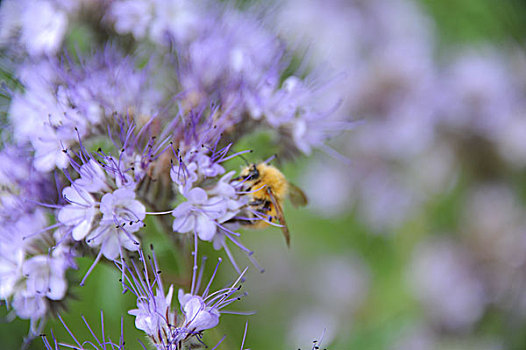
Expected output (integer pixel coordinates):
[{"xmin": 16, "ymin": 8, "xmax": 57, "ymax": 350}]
[
  {"xmin": 0, "ymin": 0, "xmax": 339, "ymax": 348},
  {"xmin": 118, "ymin": 249, "xmax": 248, "ymax": 349}
]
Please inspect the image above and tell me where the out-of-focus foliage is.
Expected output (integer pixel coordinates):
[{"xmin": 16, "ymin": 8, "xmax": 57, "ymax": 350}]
[{"xmin": 3, "ymin": 0, "xmax": 526, "ymax": 350}]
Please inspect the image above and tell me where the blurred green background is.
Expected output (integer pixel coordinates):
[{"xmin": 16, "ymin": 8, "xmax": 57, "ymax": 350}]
[{"xmin": 3, "ymin": 0, "xmax": 526, "ymax": 349}]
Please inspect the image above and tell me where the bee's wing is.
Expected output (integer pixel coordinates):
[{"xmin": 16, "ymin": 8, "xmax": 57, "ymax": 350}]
[
  {"xmin": 288, "ymin": 182, "xmax": 308, "ymax": 208},
  {"xmin": 267, "ymin": 188, "xmax": 291, "ymax": 248}
]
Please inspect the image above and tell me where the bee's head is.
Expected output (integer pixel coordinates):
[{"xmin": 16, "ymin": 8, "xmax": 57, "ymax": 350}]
[
  {"xmin": 234, "ymin": 163, "xmax": 260, "ymax": 182},
  {"xmin": 247, "ymin": 164, "xmax": 260, "ymax": 180}
]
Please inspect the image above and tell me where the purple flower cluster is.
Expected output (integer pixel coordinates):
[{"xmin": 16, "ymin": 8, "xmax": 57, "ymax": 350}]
[
  {"xmin": 0, "ymin": 147, "xmax": 76, "ymax": 334},
  {"xmin": 8, "ymin": 50, "xmax": 161, "ymax": 172},
  {"xmin": 0, "ymin": 0, "xmax": 338, "ymax": 346},
  {"xmin": 118, "ymin": 249, "xmax": 247, "ymax": 349},
  {"xmin": 108, "ymin": 0, "xmax": 339, "ymax": 156}
]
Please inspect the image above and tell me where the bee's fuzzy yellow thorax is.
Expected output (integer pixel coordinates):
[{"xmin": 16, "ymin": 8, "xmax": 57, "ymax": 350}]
[{"xmin": 252, "ymin": 163, "xmax": 288, "ymax": 200}]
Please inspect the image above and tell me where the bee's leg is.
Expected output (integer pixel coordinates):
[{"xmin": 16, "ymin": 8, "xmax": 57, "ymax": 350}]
[
  {"xmin": 262, "ymin": 200, "xmax": 272, "ymax": 212},
  {"xmin": 249, "ymin": 199, "xmax": 266, "ymax": 206},
  {"xmin": 257, "ymin": 201, "xmax": 273, "ymax": 221}
]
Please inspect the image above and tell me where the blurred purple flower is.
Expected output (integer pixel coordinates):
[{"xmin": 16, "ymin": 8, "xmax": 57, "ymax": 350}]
[
  {"xmin": 409, "ymin": 238, "xmax": 487, "ymax": 331},
  {"xmin": 8, "ymin": 48, "xmax": 161, "ymax": 172},
  {"xmin": 0, "ymin": 0, "xmax": 68, "ymax": 56}
]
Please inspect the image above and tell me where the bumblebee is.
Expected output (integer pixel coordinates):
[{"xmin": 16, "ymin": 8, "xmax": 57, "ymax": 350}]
[{"xmin": 234, "ymin": 162, "xmax": 307, "ymax": 247}]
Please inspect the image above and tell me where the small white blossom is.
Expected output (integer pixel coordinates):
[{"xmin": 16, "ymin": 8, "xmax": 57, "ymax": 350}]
[
  {"xmin": 178, "ymin": 291, "xmax": 219, "ymax": 333},
  {"xmin": 22, "ymin": 254, "xmax": 68, "ymax": 301},
  {"xmin": 12, "ymin": 289, "xmax": 47, "ymax": 322},
  {"xmin": 129, "ymin": 285, "xmax": 175, "ymax": 336},
  {"xmin": 0, "ymin": 248, "xmax": 24, "ymax": 300},
  {"xmin": 87, "ymin": 188, "xmax": 145, "ymax": 259},
  {"xmin": 172, "ymin": 187, "xmax": 226, "ymax": 241},
  {"xmin": 58, "ymin": 186, "xmax": 98, "ymax": 241},
  {"xmin": 75, "ymin": 159, "xmax": 110, "ymax": 193}
]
